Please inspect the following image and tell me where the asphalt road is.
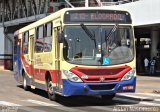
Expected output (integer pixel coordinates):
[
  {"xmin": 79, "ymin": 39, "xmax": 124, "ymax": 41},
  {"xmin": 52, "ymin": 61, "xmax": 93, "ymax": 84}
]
[{"xmin": 0, "ymin": 70, "xmax": 160, "ymax": 112}]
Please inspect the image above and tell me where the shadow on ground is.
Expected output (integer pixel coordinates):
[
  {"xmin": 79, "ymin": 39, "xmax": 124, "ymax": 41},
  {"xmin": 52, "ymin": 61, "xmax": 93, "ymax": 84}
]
[
  {"xmin": 138, "ymin": 72, "xmax": 160, "ymax": 77},
  {"xmin": 18, "ymin": 85, "xmax": 140, "ymax": 107}
]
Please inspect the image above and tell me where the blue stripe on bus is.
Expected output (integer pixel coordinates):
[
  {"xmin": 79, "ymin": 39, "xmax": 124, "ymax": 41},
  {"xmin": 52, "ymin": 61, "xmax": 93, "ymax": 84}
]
[
  {"xmin": 61, "ymin": 77, "xmax": 136, "ymax": 96},
  {"xmin": 13, "ymin": 45, "xmax": 22, "ymax": 82}
]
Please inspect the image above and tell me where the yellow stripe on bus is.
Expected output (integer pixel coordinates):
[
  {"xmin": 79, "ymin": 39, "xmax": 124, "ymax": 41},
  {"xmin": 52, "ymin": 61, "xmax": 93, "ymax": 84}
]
[
  {"xmin": 34, "ymin": 79, "xmax": 46, "ymax": 84},
  {"xmin": 34, "ymin": 79, "xmax": 56, "ymax": 87}
]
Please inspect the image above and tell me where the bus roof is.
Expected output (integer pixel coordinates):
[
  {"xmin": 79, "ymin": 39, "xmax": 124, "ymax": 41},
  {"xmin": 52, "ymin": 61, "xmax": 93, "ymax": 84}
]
[{"xmin": 15, "ymin": 7, "xmax": 131, "ymax": 35}]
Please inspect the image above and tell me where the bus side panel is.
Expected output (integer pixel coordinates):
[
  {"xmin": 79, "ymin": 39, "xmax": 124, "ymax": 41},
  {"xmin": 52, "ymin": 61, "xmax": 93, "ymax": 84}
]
[
  {"xmin": 14, "ymin": 44, "xmax": 23, "ymax": 83},
  {"xmin": 28, "ymin": 69, "xmax": 58, "ymax": 91},
  {"xmin": 50, "ymin": 70, "xmax": 57, "ymax": 84},
  {"xmin": 21, "ymin": 54, "xmax": 32, "ymax": 77}
]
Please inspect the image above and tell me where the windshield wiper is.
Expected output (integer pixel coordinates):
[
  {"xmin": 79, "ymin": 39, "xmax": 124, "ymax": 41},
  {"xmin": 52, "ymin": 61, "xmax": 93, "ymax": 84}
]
[
  {"xmin": 80, "ymin": 23, "xmax": 96, "ymax": 47},
  {"xmin": 105, "ymin": 24, "xmax": 118, "ymax": 44},
  {"xmin": 103, "ymin": 24, "xmax": 118, "ymax": 57}
]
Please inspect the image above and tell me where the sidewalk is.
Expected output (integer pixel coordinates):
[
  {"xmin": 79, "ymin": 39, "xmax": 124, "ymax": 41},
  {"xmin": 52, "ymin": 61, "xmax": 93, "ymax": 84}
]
[
  {"xmin": 0, "ymin": 68, "xmax": 14, "ymax": 75},
  {"xmin": 136, "ymin": 75, "xmax": 160, "ymax": 93}
]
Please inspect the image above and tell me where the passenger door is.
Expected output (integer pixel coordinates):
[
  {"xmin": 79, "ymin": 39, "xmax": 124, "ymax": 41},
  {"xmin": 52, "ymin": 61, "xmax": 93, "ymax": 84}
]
[
  {"xmin": 30, "ymin": 34, "xmax": 35, "ymax": 87},
  {"xmin": 54, "ymin": 27, "xmax": 62, "ymax": 92}
]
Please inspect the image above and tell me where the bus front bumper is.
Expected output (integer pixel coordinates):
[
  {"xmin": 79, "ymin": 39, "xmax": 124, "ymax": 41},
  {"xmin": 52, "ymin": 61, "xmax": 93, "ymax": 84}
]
[{"xmin": 62, "ymin": 77, "xmax": 136, "ymax": 96}]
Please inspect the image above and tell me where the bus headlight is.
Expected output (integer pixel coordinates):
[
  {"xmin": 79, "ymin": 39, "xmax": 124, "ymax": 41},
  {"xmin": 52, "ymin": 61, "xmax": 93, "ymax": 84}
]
[
  {"xmin": 121, "ymin": 69, "xmax": 136, "ymax": 81},
  {"xmin": 63, "ymin": 70, "xmax": 83, "ymax": 82}
]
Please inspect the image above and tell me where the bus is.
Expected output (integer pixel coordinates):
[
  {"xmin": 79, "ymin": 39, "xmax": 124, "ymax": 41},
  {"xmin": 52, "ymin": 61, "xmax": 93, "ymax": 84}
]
[{"xmin": 13, "ymin": 7, "xmax": 136, "ymax": 101}]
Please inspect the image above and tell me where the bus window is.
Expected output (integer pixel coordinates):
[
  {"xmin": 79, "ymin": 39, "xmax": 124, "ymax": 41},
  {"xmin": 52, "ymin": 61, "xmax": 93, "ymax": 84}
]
[
  {"xmin": 44, "ymin": 22, "xmax": 52, "ymax": 52},
  {"xmin": 36, "ymin": 25, "xmax": 44, "ymax": 52},
  {"xmin": 46, "ymin": 22, "xmax": 52, "ymax": 37},
  {"xmin": 23, "ymin": 32, "xmax": 29, "ymax": 54},
  {"xmin": 35, "ymin": 40, "xmax": 44, "ymax": 52},
  {"xmin": 14, "ymin": 35, "xmax": 18, "ymax": 54}
]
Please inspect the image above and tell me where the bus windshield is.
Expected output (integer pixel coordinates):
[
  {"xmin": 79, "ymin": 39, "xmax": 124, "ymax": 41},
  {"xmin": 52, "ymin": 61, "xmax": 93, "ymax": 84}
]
[{"xmin": 63, "ymin": 25, "xmax": 134, "ymax": 66}]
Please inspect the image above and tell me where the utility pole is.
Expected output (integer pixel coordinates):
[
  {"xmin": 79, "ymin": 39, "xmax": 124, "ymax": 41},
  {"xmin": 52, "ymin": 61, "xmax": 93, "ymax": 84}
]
[
  {"xmin": 96, "ymin": 0, "xmax": 102, "ymax": 7},
  {"xmin": 85, "ymin": 0, "xmax": 89, "ymax": 7},
  {"xmin": 2, "ymin": 0, "xmax": 14, "ymax": 70},
  {"xmin": 2, "ymin": 0, "xmax": 4, "ymax": 26}
]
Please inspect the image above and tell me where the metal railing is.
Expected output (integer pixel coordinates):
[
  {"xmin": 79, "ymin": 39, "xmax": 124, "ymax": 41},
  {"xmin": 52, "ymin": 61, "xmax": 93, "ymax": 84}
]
[
  {"xmin": 101, "ymin": 0, "xmax": 140, "ymax": 6},
  {"xmin": 68, "ymin": 0, "xmax": 140, "ymax": 7}
]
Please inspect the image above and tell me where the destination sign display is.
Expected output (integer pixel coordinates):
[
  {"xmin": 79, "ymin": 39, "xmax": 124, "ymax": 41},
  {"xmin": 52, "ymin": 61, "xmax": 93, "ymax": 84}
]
[{"xmin": 64, "ymin": 10, "xmax": 131, "ymax": 24}]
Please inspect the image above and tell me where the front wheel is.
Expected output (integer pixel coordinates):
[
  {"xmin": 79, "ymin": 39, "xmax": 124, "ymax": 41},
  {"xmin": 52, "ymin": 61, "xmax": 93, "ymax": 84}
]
[
  {"xmin": 22, "ymin": 72, "xmax": 29, "ymax": 91},
  {"xmin": 47, "ymin": 78, "xmax": 57, "ymax": 101}
]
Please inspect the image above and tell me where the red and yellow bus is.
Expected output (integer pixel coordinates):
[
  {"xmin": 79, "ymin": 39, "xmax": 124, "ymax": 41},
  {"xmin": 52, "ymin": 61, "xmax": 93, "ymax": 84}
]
[{"xmin": 13, "ymin": 8, "xmax": 136, "ymax": 101}]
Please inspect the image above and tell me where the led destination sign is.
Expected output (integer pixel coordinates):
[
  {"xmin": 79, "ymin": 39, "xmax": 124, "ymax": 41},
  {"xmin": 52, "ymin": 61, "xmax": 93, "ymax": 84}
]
[{"xmin": 64, "ymin": 10, "xmax": 131, "ymax": 23}]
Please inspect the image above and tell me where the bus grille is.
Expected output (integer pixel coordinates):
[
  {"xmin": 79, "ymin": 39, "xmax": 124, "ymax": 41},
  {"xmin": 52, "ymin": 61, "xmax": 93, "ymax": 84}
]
[
  {"xmin": 79, "ymin": 68, "xmax": 125, "ymax": 75},
  {"xmin": 70, "ymin": 66, "xmax": 131, "ymax": 83},
  {"xmin": 88, "ymin": 84, "xmax": 116, "ymax": 90},
  {"xmin": 86, "ymin": 78, "xmax": 118, "ymax": 82}
]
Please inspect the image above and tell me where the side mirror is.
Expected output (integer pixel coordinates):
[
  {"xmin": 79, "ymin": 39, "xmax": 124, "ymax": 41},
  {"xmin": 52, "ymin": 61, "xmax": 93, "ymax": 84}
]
[{"xmin": 57, "ymin": 31, "xmax": 64, "ymax": 43}]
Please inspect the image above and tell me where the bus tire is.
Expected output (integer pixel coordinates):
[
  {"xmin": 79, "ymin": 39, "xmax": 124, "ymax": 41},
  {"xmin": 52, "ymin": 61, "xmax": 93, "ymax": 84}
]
[
  {"xmin": 22, "ymin": 72, "xmax": 29, "ymax": 91},
  {"xmin": 47, "ymin": 77, "xmax": 57, "ymax": 101},
  {"xmin": 101, "ymin": 94, "xmax": 115, "ymax": 101}
]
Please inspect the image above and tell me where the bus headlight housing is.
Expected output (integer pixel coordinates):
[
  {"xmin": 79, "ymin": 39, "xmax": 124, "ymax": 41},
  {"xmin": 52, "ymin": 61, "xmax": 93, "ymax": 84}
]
[
  {"xmin": 121, "ymin": 69, "xmax": 136, "ymax": 81},
  {"xmin": 63, "ymin": 70, "xmax": 82, "ymax": 82}
]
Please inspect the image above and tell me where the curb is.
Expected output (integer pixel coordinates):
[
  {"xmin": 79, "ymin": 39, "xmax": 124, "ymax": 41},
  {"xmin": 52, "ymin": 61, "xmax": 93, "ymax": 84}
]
[{"xmin": 116, "ymin": 94, "xmax": 154, "ymax": 102}]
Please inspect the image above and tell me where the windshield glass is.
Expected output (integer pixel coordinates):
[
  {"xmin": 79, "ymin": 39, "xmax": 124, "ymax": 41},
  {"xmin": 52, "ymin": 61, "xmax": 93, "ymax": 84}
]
[{"xmin": 63, "ymin": 25, "xmax": 134, "ymax": 66}]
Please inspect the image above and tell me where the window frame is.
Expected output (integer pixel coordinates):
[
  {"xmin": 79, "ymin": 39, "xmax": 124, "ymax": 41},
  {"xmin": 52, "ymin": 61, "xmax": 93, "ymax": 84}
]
[
  {"xmin": 35, "ymin": 25, "xmax": 45, "ymax": 53},
  {"xmin": 22, "ymin": 31, "xmax": 29, "ymax": 54},
  {"xmin": 35, "ymin": 22, "xmax": 53, "ymax": 53},
  {"xmin": 43, "ymin": 22, "xmax": 53, "ymax": 52}
]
